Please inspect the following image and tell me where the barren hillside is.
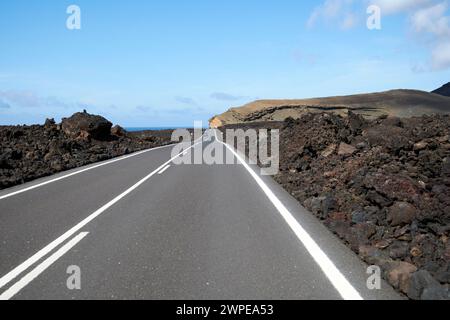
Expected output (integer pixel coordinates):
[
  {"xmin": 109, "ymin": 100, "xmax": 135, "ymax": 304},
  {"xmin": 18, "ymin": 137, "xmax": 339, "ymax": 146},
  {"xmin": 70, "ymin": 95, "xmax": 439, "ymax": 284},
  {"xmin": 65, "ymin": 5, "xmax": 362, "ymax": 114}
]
[
  {"xmin": 210, "ymin": 89, "xmax": 450, "ymax": 127},
  {"xmin": 433, "ymin": 83, "xmax": 450, "ymax": 97}
]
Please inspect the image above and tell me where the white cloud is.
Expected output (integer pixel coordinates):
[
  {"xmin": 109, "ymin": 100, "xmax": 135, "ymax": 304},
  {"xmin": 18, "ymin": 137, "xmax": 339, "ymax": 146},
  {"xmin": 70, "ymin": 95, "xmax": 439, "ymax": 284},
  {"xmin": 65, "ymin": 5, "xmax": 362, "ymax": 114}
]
[
  {"xmin": 371, "ymin": 0, "xmax": 433, "ymax": 14},
  {"xmin": 410, "ymin": 2, "xmax": 450, "ymax": 70},
  {"xmin": 431, "ymin": 40, "xmax": 450, "ymax": 69},
  {"xmin": 307, "ymin": 0, "xmax": 434, "ymax": 28},
  {"xmin": 308, "ymin": 0, "xmax": 438, "ymax": 27},
  {"xmin": 307, "ymin": 0, "xmax": 450, "ymax": 71},
  {"xmin": 378, "ymin": 0, "xmax": 450, "ymax": 71},
  {"xmin": 411, "ymin": 2, "xmax": 450, "ymax": 35},
  {"xmin": 307, "ymin": 0, "xmax": 357, "ymax": 29}
]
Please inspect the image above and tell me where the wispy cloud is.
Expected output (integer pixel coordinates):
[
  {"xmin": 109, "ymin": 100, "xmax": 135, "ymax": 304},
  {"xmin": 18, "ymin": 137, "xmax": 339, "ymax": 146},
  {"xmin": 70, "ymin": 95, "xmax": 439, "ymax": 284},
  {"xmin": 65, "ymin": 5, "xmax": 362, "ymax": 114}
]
[
  {"xmin": 44, "ymin": 96, "xmax": 73, "ymax": 109},
  {"xmin": 0, "ymin": 90, "xmax": 40, "ymax": 107},
  {"xmin": 308, "ymin": 0, "xmax": 450, "ymax": 71},
  {"xmin": 0, "ymin": 89, "xmax": 78, "ymax": 109},
  {"xmin": 0, "ymin": 99, "xmax": 11, "ymax": 109},
  {"xmin": 341, "ymin": 12, "xmax": 358, "ymax": 29},
  {"xmin": 431, "ymin": 41, "xmax": 450, "ymax": 70},
  {"xmin": 372, "ymin": 1, "xmax": 450, "ymax": 70},
  {"xmin": 210, "ymin": 92, "xmax": 246, "ymax": 101},
  {"xmin": 411, "ymin": 2, "xmax": 450, "ymax": 35},
  {"xmin": 292, "ymin": 50, "xmax": 321, "ymax": 64},
  {"xmin": 307, "ymin": 0, "xmax": 359, "ymax": 30},
  {"xmin": 306, "ymin": 0, "xmax": 428, "ymax": 28},
  {"xmin": 175, "ymin": 96, "xmax": 197, "ymax": 105},
  {"xmin": 136, "ymin": 105, "xmax": 155, "ymax": 113},
  {"xmin": 371, "ymin": 0, "xmax": 433, "ymax": 14},
  {"xmin": 410, "ymin": 2, "xmax": 450, "ymax": 70}
]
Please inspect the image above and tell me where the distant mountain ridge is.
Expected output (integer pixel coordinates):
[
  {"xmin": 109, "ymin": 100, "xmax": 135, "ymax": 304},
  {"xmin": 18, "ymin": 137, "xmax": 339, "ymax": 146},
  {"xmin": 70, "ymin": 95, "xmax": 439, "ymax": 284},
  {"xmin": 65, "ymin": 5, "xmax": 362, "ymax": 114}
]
[
  {"xmin": 210, "ymin": 87, "xmax": 450, "ymax": 128},
  {"xmin": 432, "ymin": 82, "xmax": 450, "ymax": 97}
]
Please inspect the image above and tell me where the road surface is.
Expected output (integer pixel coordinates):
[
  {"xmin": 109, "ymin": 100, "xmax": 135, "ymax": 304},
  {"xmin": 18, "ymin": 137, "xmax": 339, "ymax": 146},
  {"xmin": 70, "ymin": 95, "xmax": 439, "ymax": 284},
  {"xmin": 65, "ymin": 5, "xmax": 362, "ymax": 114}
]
[{"xmin": 0, "ymin": 131, "xmax": 400, "ymax": 300}]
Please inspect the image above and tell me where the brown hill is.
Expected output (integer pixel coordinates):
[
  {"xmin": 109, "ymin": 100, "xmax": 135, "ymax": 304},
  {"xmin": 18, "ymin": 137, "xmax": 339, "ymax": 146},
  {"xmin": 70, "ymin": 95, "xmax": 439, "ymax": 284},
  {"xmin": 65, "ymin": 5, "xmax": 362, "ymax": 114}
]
[
  {"xmin": 209, "ymin": 89, "xmax": 450, "ymax": 127},
  {"xmin": 433, "ymin": 82, "xmax": 450, "ymax": 97}
]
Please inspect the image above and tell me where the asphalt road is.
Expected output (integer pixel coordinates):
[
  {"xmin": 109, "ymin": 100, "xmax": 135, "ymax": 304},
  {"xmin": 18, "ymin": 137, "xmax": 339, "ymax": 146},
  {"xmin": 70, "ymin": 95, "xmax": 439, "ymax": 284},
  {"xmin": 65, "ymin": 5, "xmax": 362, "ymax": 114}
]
[{"xmin": 0, "ymin": 131, "xmax": 401, "ymax": 300}]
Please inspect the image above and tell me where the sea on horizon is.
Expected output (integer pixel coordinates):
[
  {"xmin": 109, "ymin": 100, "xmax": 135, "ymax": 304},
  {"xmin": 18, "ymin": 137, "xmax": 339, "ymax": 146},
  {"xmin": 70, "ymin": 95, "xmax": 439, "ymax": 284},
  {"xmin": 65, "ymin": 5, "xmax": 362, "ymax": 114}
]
[
  {"xmin": 125, "ymin": 127, "xmax": 179, "ymax": 132},
  {"xmin": 125, "ymin": 127, "xmax": 206, "ymax": 132}
]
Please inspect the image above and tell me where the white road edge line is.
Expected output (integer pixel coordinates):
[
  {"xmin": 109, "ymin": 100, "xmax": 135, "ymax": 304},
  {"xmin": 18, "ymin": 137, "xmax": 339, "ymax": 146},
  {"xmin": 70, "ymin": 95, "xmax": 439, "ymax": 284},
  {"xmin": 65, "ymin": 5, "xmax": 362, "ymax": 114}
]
[
  {"xmin": 0, "ymin": 232, "xmax": 89, "ymax": 300},
  {"xmin": 158, "ymin": 165, "xmax": 171, "ymax": 175},
  {"xmin": 214, "ymin": 130, "xmax": 363, "ymax": 300},
  {"xmin": 0, "ymin": 144, "xmax": 174, "ymax": 201},
  {"xmin": 0, "ymin": 137, "xmax": 203, "ymax": 291}
]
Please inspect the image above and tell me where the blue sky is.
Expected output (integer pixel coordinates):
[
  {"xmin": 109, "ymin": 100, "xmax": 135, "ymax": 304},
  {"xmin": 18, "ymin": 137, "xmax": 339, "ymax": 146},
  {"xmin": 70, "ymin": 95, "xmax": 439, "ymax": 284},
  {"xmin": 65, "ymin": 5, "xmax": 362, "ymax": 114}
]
[{"xmin": 0, "ymin": 0, "xmax": 449, "ymax": 126}]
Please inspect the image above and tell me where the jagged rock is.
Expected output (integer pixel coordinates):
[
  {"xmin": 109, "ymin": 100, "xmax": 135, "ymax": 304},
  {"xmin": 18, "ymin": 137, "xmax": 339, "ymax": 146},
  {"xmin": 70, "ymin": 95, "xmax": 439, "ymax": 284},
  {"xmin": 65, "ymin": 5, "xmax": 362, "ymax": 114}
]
[
  {"xmin": 347, "ymin": 111, "xmax": 366, "ymax": 133},
  {"xmin": 442, "ymin": 157, "xmax": 450, "ymax": 175},
  {"xmin": 422, "ymin": 286, "xmax": 450, "ymax": 300},
  {"xmin": 304, "ymin": 195, "xmax": 337, "ymax": 219},
  {"xmin": 111, "ymin": 125, "xmax": 126, "ymax": 137},
  {"xmin": 386, "ymin": 261, "xmax": 417, "ymax": 294},
  {"xmin": 61, "ymin": 112, "xmax": 112, "ymax": 141},
  {"xmin": 388, "ymin": 241, "xmax": 410, "ymax": 259},
  {"xmin": 0, "ymin": 155, "xmax": 12, "ymax": 169},
  {"xmin": 321, "ymin": 144, "xmax": 336, "ymax": 158},
  {"xmin": 434, "ymin": 264, "xmax": 450, "ymax": 284},
  {"xmin": 222, "ymin": 112, "xmax": 450, "ymax": 300},
  {"xmin": 356, "ymin": 142, "xmax": 368, "ymax": 150},
  {"xmin": 414, "ymin": 141, "xmax": 428, "ymax": 151},
  {"xmin": 351, "ymin": 209, "xmax": 369, "ymax": 224},
  {"xmin": 366, "ymin": 191, "xmax": 393, "ymax": 207},
  {"xmin": 364, "ymin": 173, "xmax": 419, "ymax": 203},
  {"xmin": 387, "ymin": 202, "xmax": 417, "ymax": 226},
  {"xmin": 75, "ymin": 130, "xmax": 91, "ymax": 142},
  {"xmin": 44, "ymin": 118, "xmax": 55, "ymax": 127},
  {"xmin": 304, "ymin": 197, "xmax": 325, "ymax": 215},
  {"xmin": 359, "ymin": 245, "xmax": 392, "ymax": 267},
  {"xmin": 363, "ymin": 125, "xmax": 410, "ymax": 151},
  {"xmin": 0, "ymin": 112, "xmax": 173, "ymax": 191},
  {"xmin": 346, "ymin": 223, "xmax": 376, "ymax": 251},
  {"xmin": 382, "ymin": 116, "xmax": 403, "ymax": 127},
  {"xmin": 338, "ymin": 142, "xmax": 356, "ymax": 156},
  {"xmin": 408, "ymin": 270, "xmax": 449, "ymax": 300},
  {"xmin": 410, "ymin": 246, "xmax": 422, "ymax": 258}
]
